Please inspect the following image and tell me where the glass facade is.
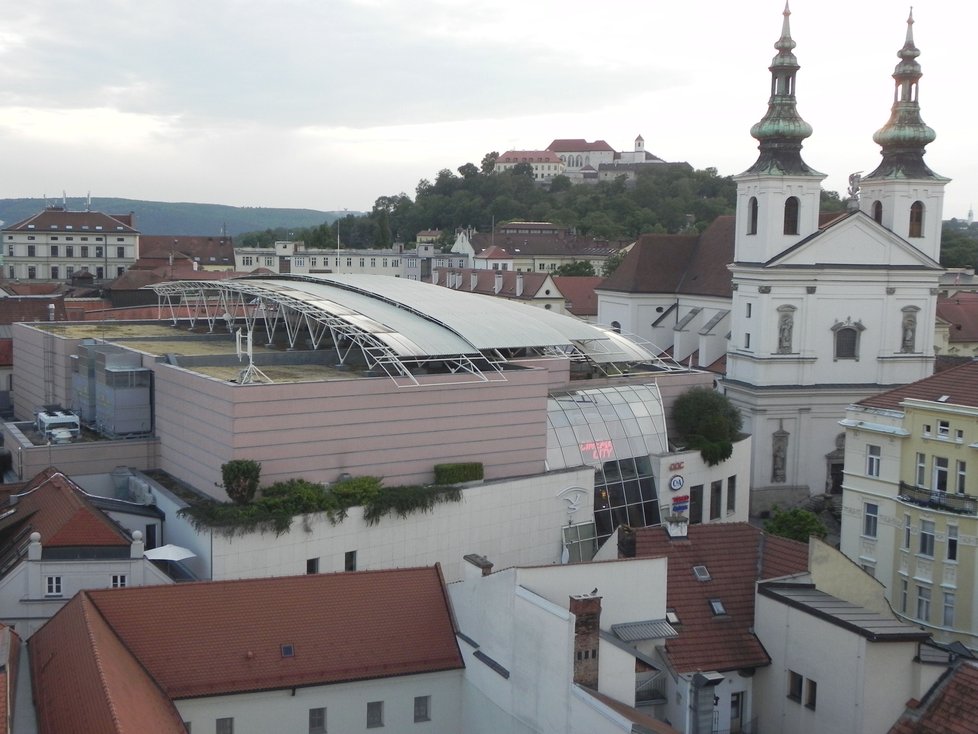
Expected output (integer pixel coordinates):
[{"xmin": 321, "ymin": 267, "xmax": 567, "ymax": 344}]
[{"xmin": 546, "ymin": 384, "xmax": 668, "ymax": 543}]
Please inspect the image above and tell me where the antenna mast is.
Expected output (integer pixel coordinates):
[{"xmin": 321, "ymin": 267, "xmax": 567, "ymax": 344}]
[{"xmin": 235, "ymin": 328, "xmax": 271, "ymax": 384}]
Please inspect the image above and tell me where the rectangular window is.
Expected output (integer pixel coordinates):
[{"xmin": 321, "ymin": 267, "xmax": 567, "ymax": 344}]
[
  {"xmin": 957, "ymin": 460, "xmax": 967, "ymax": 495},
  {"xmin": 920, "ymin": 520, "xmax": 935, "ymax": 556},
  {"xmin": 923, "ymin": 423, "xmax": 932, "ymax": 436},
  {"xmin": 309, "ymin": 707, "xmax": 326, "ymax": 734},
  {"xmin": 27, "ymin": 266, "xmax": 36, "ymax": 279},
  {"xmin": 45, "ymin": 576, "xmax": 62, "ymax": 596},
  {"xmin": 916, "ymin": 585, "xmax": 931, "ymax": 621},
  {"xmin": 95, "ymin": 246, "xmax": 103, "ymax": 258},
  {"xmin": 947, "ymin": 525, "xmax": 958, "ymax": 562},
  {"xmin": 956, "ymin": 429, "xmax": 965, "ymax": 442},
  {"xmin": 116, "ymin": 236, "xmax": 125, "ymax": 242},
  {"xmin": 866, "ymin": 445, "xmax": 881, "ymax": 477},
  {"xmin": 744, "ymin": 333, "xmax": 751, "ymax": 349},
  {"xmin": 916, "ymin": 453, "xmax": 927, "ymax": 487},
  {"xmin": 805, "ymin": 679, "xmax": 817, "ymax": 710},
  {"xmin": 787, "ymin": 671, "xmax": 803, "ymax": 701},
  {"xmin": 900, "ymin": 579, "xmax": 908, "ymax": 613},
  {"xmin": 863, "ymin": 502, "xmax": 879, "ymax": 538},
  {"xmin": 66, "ymin": 245, "xmax": 74, "ymax": 257},
  {"xmin": 346, "ymin": 257, "xmax": 352, "ymax": 267},
  {"xmin": 710, "ymin": 480, "xmax": 722, "ymax": 520},
  {"xmin": 111, "ymin": 574, "xmax": 127, "ymax": 588},
  {"xmin": 414, "ymin": 695, "xmax": 431, "ymax": 723},
  {"xmin": 726, "ymin": 476, "xmax": 736, "ymax": 514},
  {"xmin": 117, "ymin": 246, "xmax": 125, "ymax": 258},
  {"xmin": 344, "ymin": 550, "xmax": 357, "ymax": 572},
  {"xmin": 117, "ymin": 266, "xmax": 125, "ymax": 276},
  {"xmin": 860, "ymin": 561, "xmax": 876, "ymax": 577},
  {"xmin": 306, "ymin": 557, "xmax": 319, "ymax": 574},
  {"xmin": 27, "ymin": 244, "xmax": 35, "ymax": 257},
  {"xmin": 903, "ymin": 514, "xmax": 911, "ymax": 550},
  {"xmin": 938, "ymin": 420, "xmax": 950, "ymax": 437},
  {"xmin": 216, "ymin": 717, "xmax": 234, "ymax": 734},
  {"xmin": 50, "ymin": 245, "xmax": 59, "ymax": 257},
  {"xmin": 746, "ymin": 303, "xmax": 752, "ymax": 318},
  {"xmin": 935, "ymin": 457, "xmax": 949, "ymax": 492},
  {"xmin": 81, "ymin": 246, "xmax": 89, "ymax": 258},
  {"xmin": 51, "ymin": 266, "xmax": 59, "ymax": 279},
  {"xmin": 367, "ymin": 701, "xmax": 384, "ymax": 728},
  {"xmin": 943, "ymin": 591, "xmax": 955, "ymax": 628}
]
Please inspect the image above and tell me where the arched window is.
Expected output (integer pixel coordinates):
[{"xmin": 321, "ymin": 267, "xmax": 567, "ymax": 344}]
[
  {"xmin": 909, "ymin": 201, "xmax": 924, "ymax": 238},
  {"xmin": 783, "ymin": 197, "xmax": 799, "ymax": 235},
  {"xmin": 831, "ymin": 318, "xmax": 865, "ymax": 360},
  {"xmin": 835, "ymin": 328, "xmax": 858, "ymax": 358},
  {"xmin": 610, "ymin": 321, "xmax": 621, "ymax": 333},
  {"xmin": 872, "ymin": 200, "xmax": 883, "ymax": 224},
  {"xmin": 747, "ymin": 197, "xmax": 758, "ymax": 235}
]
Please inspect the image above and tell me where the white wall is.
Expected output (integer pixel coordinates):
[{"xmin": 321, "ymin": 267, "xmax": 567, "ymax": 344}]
[
  {"xmin": 206, "ymin": 468, "xmax": 595, "ymax": 583},
  {"xmin": 177, "ymin": 669, "xmax": 462, "ymax": 734}
]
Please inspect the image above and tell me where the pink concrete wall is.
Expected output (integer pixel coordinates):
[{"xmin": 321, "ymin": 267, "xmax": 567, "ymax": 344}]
[{"xmin": 153, "ymin": 364, "xmax": 552, "ymax": 497}]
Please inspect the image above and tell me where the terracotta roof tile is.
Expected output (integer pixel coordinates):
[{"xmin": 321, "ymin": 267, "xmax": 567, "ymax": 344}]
[
  {"xmin": 5, "ymin": 209, "xmax": 137, "ymax": 233},
  {"xmin": 469, "ymin": 232, "xmax": 628, "ymax": 258},
  {"xmin": 888, "ymin": 661, "xmax": 978, "ymax": 733},
  {"xmin": 937, "ymin": 293, "xmax": 978, "ymax": 343},
  {"xmin": 138, "ymin": 235, "xmax": 234, "ymax": 265},
  {"xmin": 633, "ymin": 523, "xmax": 808, "ymax": 673},
  {"xmin": 552, "ymin": 276, "xmax": 604, "ymax": 317},
  {"xmin": 30, "ymin": 594, "xmax": 185, "ymax": 734},
  {"xmin": 857, "ymin": 360, "xmax": 978, "ymax": 411},
  {"xmin": 498, "ymin": 150, "xmax": 563, "ymax": 164},
  {"xmin": 547, "ymin": 139, "xmax": 616, "ymax": 153},
  {"xmin": 599, "ymin": 217, "xmax": 734, "ymax": 298},
  {"xmin": 80, "ymin": 567, "xmax": 461, "ymax": 699},
  {"xmin": 2, "ymin": 468, "xmax": 130, "ymax": 550}
]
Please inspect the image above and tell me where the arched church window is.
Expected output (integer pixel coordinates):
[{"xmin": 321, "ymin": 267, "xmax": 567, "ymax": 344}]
[
  {"xmin": 872, "ymin": 200, "xmax": 883, "ymax": 224},
  {"xmin": 610, "ymin": 321, "xmax": 621, "ymax": 333},
  {"xmin": 909, "ymin": 201, "xmax": 924, "ymax": 238},
  {"xmin": 831, "ymin": 318, "xmax": 864, "ymax": 360},
  {"xmin": 783, "ymin": 197, "xmax": 799, "ymax": 235},
  {"xmin": 747, "ymin": 197, "xmax": 758, "ymax": 235}
]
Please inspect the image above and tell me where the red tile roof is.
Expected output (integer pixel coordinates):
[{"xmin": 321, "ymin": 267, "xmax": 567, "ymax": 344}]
[
  {"xmin": 436, "ymin": 268, "xmax": 558, "ymax": 302},
  {"xmin": 856, "ymin": 360, "xmax": 978, "ymax": 411},
  {"xmin": 138, "ymin": 235, "xmax": 234, "ymax": 265},
  {"xmin": 469, "ymin": 232, "xmax": 627, "ymax": 259},
  {"xmin": 553, "ymin": 276, "xmax": 604, "ymax": 317},
  {"xmin": 31, "ymin": 566, "xmax": 463, "ymax": 724},
  {"xmin": 633, "ymin": 523, "xmax": 808, "ymax": 673},
  {"xmin": 937, "ymin": 292, "xmax": 978, "ymax": 343},
  {"xmin": 30, "ymin": 593, "xmax": 185, "ymax": 734},
  {"xmin": 888, "ymin": 660, "xmax": 978, "ymax": 734},
  {"xmin": 498, "ymin": 150, "xmax": 563, "ymax": 164},
  {"xmin": 3, "ymin": 468, "xmax": 130, "ymax": 549},
  {"xmin": 0, "ymin": 625, "xmax": 21, "ymax": 734},
  {"xmin": 4, "ymin": 208, "xmax": 137, "ymax": 233},
  {"xmin": 0, "ymin": 340, "xmax": 10, "ymax": 367},
  {"xmin": 599, "ymin": 217, "xmax": 735, "ymax": 298},
  {"xmin": 547, "ymin": 139, "xmax": 616, "ymax": 153}
]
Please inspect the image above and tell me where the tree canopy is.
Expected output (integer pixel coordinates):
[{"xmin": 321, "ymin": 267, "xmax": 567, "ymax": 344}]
[
  {"xmin": 763, "ymin": 506, "xmax": 828, "ymax": 543},
  {"xmin": 671, "ymin": 387, "xmax": 743, "ymax": 466}
]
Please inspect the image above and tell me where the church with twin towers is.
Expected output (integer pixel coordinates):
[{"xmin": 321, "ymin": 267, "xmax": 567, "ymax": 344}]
[{"xmin": 722, "ymin": 4, "xmax": 947, "ymax": 505}]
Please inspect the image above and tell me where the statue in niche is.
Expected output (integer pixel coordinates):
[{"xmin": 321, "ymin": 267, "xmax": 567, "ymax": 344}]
[
  {"xmin": 777, "ymin": 312, "xmax": 793, "ymax": 354},
  {"xmin": 772, "ymin": 424, "xmax": 789, "ymax": 483},
  {"xmin": 901, "ymin": 312, "xmax": 916, "ymax": 353}
]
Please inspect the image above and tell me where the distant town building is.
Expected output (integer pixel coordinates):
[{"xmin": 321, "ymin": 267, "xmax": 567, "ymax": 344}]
[
  {"xmin": 494, "ymin": 150, "xmax": 565, "ymax": 182},
  {"xmin": 1, "ymin": 206, "xmax": 139, "ymax": 283}
]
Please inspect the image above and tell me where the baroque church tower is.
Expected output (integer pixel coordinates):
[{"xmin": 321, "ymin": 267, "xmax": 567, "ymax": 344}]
[{"xmin": 724, "ymin": 5, "xmax": 944, "ymax": 507}]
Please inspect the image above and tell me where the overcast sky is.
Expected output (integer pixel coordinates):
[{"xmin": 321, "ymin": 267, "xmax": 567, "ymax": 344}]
[{"xmin": 0, "ymin": 1, "xmax": 973, "ymax": 221}]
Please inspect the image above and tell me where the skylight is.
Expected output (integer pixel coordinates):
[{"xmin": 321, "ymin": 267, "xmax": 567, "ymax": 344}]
[
  {"xmin": 281, "ymin": 643, "xmax": 295, "ymax": 658},
  {"xmin": 693, "ymin": 565, "xmax": 711, "ymax": 582},
  {"xmin": 666, "ymin": 609, "xmax": 681, "ymax": 625},
  {"xmin": 709, "ymin": 599, "xmax": 727, "ymax": 616}
]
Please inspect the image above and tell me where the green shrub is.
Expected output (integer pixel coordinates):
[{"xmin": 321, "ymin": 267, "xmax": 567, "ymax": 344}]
[
  {"xmin": 221, "ymin": 459, "xmax": 262, "ymax": 505},
  {"xmin": 763, "ymin": 506, "xmax": 828, "ymax": 543},
  {"xmin": 671, "ymin": 388, "xmax": 742, "ymax": 466},
  {"xmin": 434, "ymin": 462, "xmax": 484, "ymax": 485}
]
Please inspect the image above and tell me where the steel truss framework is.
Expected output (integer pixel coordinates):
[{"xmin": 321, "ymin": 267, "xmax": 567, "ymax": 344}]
[{"xmin": 149, "ymin": 280, "xmax": 678, "ymax": 386}]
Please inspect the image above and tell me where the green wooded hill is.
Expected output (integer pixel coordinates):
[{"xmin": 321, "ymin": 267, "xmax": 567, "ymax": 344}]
[{"xmin": 0, "ymin": 197, "xmax": 348, "ymax": 237}]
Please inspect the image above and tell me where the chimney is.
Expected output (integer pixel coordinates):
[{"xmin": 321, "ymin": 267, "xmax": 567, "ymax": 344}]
[
  {"xmin": 28, "ymin": 531, "xmax": 42, "ymax": 561},
  {"xmin": 462, "ymin": 553, "xmax": 493, "ymax": 578},
  {"xmin": 130, "ymin": 529, "xmax": 144, "ymax": 559},
  {"xmin": 569, "ymin": 593, "xmax": 602, "ymax": 689},
  {"xmin": 516, "ymin": 272, "xmax": 524, "ymax": 297},
  {"xmin": 493, "ymin": 271, "xmax": 503, "ymax": 294},
  {"xmin": 690, "ymin": 672, "xmax": 725, "ymax": 734},
  {"xmin": 47, "ymin": 303, "xmax": 55, "ymax": 322}
]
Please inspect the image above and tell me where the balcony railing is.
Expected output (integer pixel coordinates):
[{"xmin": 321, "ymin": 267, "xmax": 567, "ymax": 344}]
[
  {"xmin": 898, "ymin": 482, "xmax": 978, "ymax": 516},
  {"xmin": 635, "ymin": 673, "xmax": 668, "ymax": 704}
]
